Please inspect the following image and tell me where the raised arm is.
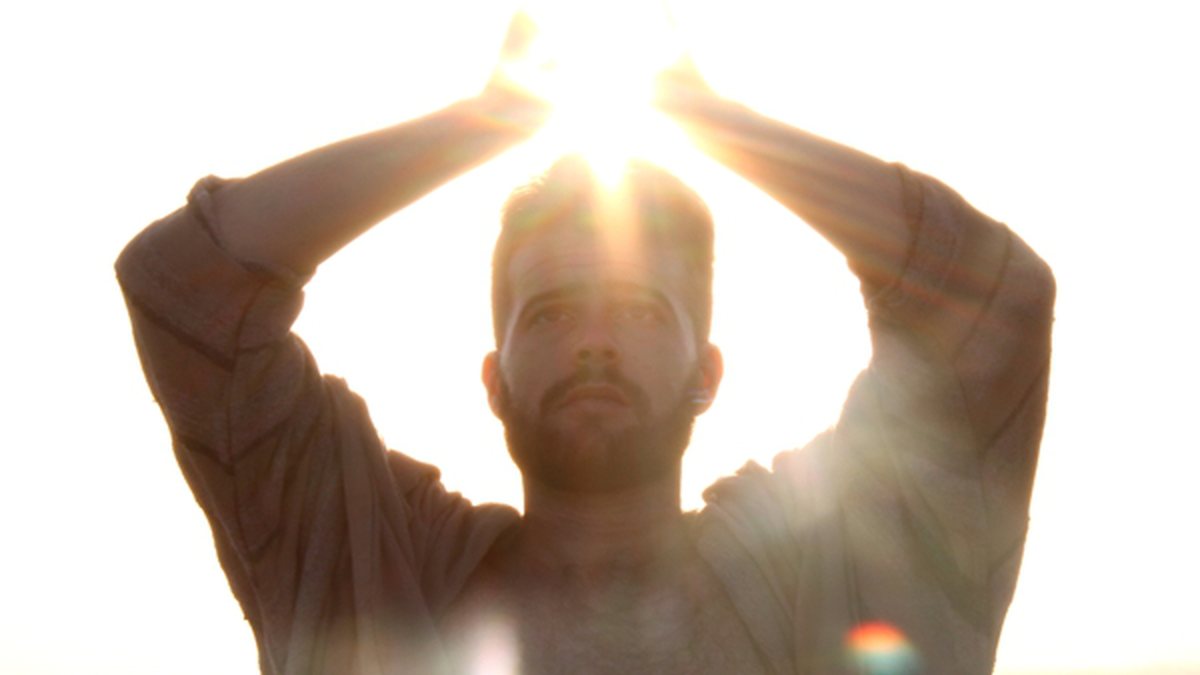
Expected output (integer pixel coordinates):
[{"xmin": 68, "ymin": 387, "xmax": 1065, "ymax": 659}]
[
  {"xmin": 216, "ymin": 15, "xmax": 549, "ymax": 274},
  {"xmin": 656, "ymin": 56, "xmax": 1053, "ymax": 464},
  {"xmin": 654, "ymin": 59, "xmax": 913, "ymax": 292},
  {"xmin": 662, "ymin": 61, "xmax": 1056, "ymax": 671},
  {"xmin": 115, "ymin": 18, "xmax": 548, "ymax": 673}
]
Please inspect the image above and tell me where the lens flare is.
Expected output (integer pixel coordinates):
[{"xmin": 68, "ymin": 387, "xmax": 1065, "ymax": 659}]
[
  {"xmin": 845, "ymin": 621, "xmax": 921, "ymax": 675},
  {"xmin": 464, "ymin": 614, "xmax": 521, "ymax": 675},
  {"xmin": 504, "ymin": 0, "xmax": 692, "ymax": 182},
  {"xmin": 519, "ymin": 0, "xmax": 681, "ymax": 107}
]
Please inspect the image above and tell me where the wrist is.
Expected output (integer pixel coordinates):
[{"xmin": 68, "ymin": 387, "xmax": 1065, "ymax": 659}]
[
  {"xmin": 658, "ymin": 89, "xmax": 748, "ymax": 146},
  {"xmin": 470, "ymin": 81, "xmax": 551, "ymax": 140}
]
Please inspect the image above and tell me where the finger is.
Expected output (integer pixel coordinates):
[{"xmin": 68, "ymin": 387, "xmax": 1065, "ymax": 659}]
[{"xmin": 499, "ymin": 11, "xmax": 539, "ymax": 62}]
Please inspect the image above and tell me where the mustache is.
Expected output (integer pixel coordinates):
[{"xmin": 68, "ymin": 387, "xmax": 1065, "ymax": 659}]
[{"xmin": 538, "ymin": 365, "xmax": 650, "ymax": 415}]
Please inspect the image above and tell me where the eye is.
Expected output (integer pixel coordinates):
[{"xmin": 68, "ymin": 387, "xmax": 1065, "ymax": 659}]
[
  {"xmin": 530, "ymin": 306, "xmax": 572, "ymax": 326},
  {"xmin": 614, "ymin": 301, "xmax": 662, "ymax": 323}
]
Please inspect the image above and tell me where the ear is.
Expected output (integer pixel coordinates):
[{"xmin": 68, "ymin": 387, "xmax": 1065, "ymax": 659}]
[
  {"xmin": 692, "ymin": 342, "xmax": 724, "ymax": 415},
  {"xmin": 481, "ymin": 351, "xmax": 503, "ymax": 418}
]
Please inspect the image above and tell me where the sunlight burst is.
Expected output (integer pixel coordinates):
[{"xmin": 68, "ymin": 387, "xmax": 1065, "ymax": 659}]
[{"xmin": 510, "ymin": 0, "xmax": 693, "ymax": 181}]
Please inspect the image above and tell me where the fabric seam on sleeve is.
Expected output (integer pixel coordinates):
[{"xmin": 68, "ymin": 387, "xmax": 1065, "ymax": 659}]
[
  {"xmin": 190, "ymin": 176, "xmax": 314, "ymax": 290},
  {"xmin": 950, "ymin": 227, "xmax": 1015, "ymax": 363}
]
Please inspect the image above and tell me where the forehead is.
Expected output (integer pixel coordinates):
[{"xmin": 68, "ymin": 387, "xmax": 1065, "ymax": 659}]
[{"xmin": 506, "ymin": 230, "xmax": 690, "ymax": 302}]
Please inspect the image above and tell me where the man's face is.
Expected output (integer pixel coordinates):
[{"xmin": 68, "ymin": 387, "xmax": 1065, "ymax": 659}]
[{"xmin": 484, "ymin": 229, "xmax": 722, "ymax": 493}]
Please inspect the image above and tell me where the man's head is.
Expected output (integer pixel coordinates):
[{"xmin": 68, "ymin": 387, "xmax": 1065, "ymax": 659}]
[
  {"xmin": 491, "ymin": 155, "xmax": 715, "ymax": 347},
  {"xmin": 483, "ymin": 156, "xmax": 723, "ymax": 494}
]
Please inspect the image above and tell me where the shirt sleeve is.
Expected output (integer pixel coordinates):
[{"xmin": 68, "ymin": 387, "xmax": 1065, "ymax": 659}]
[
  {"xmin": 115, "ymin": 178, "xmax": 518, "ymax": 675},
  {"xmin": 827, "ymin": 164, "xmax": 1053, "ymax": 662},
  {"xmin": 697, "ymin": 165, "xmax": 1055, "ymax": 673}
]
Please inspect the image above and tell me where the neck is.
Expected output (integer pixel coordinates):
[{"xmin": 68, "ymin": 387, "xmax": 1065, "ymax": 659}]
[{"xmin": 510, "ymin": 468, "xmax": 690, "ymax": 583}]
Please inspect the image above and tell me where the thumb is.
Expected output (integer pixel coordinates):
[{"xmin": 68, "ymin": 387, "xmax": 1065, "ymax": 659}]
[
  {"xmin": 654, "ymin": 53, "xmax": 715, "ymax": 112},
  {"xmin": 499, "ymin": 11, "xmax": 539, "ymax": 63}
]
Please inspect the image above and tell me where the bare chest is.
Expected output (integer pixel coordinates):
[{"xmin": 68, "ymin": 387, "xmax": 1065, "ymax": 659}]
[{"xmin": 441, "ymin": 563, "xmax": 768, "ymax": 674}]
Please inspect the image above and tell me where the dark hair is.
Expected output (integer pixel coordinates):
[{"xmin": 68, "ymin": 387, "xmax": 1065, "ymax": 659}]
[{"xmin": 492, "ymin": 155, "xmax": 714, "ymax": 346}]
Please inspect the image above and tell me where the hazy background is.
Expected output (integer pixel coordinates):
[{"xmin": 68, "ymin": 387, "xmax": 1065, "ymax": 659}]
[{"xmin": 2, "ymin": 0, "xmax": 1197, "ymax": 673}]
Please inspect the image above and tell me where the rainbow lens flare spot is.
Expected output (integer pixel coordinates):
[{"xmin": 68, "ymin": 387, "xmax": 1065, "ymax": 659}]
[{"xmin": 844, "ymin": 621, "xmax": 921, "ymax": 674}]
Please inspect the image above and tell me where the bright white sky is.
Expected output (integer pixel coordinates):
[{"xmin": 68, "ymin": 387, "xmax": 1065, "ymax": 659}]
[{"xmin": 2, "ymin": 1, "xmax": 1198, "ymax": 673}]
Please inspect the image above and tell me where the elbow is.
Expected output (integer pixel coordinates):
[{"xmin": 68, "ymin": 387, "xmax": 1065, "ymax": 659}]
[
  {"xmin": 1004, "ymin": 231, "xmax": 1057, "ymax": 346},
  {"xmin": 1014, "ymin": 232, "xmax": 1056, "ymax": 315}
]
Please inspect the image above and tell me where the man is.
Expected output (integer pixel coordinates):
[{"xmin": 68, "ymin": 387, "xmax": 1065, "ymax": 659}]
[{"xmin": 116, "ymin": 15, "xmax": 1055, "ymax": 675}]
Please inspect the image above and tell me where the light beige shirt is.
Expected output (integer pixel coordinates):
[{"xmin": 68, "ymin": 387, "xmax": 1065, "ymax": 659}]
[{"xmin": 116, "ymin": 165, "xmax": 1054, "ymax": 674}]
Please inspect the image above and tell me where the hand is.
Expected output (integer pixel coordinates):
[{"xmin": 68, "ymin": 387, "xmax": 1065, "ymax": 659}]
[
  {"xmin": 484, "ymin": 12, "xmax": 555, "ymax": 109},
  {"xmin": 653, "ymin": 53, "xmax": 720, "ymax": 118}
]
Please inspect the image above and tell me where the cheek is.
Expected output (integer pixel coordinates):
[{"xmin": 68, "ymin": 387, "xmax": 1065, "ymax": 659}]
[
  {"xmin": 498, "ymin": 345, "xmax": 564, "ymax": 404},
  {"xmin": 620, "ymin": 327, "xmax": 694, "ymax": 367},
  {"xmin": 625, "ymin": 343, "xmax": 700, "ymax": 399}
]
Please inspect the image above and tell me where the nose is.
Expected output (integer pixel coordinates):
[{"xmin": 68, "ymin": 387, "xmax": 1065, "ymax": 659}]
[
  {"xmin": 576, "ymin": 343, "xmax": 618, "ymax": 364},
  {"xmin": 575, "ymin": 317, "xmax": 619, "ymax": 365}
]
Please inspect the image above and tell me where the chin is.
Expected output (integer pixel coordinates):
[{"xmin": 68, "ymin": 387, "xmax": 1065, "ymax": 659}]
[{"xmin": 501, "ymin": 397, "xmax": 696, "ymax": 494}]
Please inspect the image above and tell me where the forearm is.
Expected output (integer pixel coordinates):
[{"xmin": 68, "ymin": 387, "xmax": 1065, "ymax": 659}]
[
  {"xmin": 665, "ymin": 82, "xmax": 1055, "ymax": 441},
  {"xmin": 664, "ymin": 95, "xmax": 909, "ymax": 290},
  {"xmin": 214, "ymin": 88, "xmax": 546, "ymax": 274}
]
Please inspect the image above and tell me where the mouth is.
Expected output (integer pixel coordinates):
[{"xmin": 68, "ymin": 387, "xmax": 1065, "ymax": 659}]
[{"xmin": 557, "ymin": 384, "xmax": 630, "ymax": 409}]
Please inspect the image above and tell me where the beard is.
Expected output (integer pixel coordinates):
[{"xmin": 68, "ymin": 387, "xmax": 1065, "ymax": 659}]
[{"xmin": 495, "ymin": 365, "xmax": 698, "ymax": 494}]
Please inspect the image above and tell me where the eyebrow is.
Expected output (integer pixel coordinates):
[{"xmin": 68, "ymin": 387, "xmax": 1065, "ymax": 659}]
[{"xmin": 517, "ymin": 282, "xmax": 673, "ymax": 322}]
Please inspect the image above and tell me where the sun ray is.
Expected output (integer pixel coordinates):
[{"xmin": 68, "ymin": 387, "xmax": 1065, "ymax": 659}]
[{"xmin": 510, "ymin": 0, "xmax": 693, "ymax": 180}]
